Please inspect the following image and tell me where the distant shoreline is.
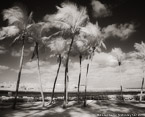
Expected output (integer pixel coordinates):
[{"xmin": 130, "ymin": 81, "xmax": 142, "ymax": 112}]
[{"xmin": 0, "ymin": 88, "xmax": 143, "ymax": 97}]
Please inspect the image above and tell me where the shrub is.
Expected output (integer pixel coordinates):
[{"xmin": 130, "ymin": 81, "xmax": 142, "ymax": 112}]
[{"xmin": 116, "ymin": 95, "xmax": 124, "ymax": 101}]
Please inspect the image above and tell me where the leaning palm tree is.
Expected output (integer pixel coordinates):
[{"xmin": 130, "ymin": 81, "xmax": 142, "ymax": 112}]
[
  {"xmin": 134, "ymin": 41, "xmax": 145, "ymax": 102},
  {"xmin": 1, "ymin": 5, "xmax": 33, "ymax": 109},
  {"xmin": 46, "ymin": 37, "xmax": 68, "ymax": 104},
  {"xmin": 111, "ymin": 48, "xmax": 125, "ymax": 101},
  {"xmin": 80, "ymin": 22, "xmax": 106, "ymax": 106},
  {"xmin": 27, "ymin": 22, "xmax": 51, "ymax": 107},
  {"xmin": 71, "ymin": 35, "xmax": 90, "ymax": 103},
  {"xmin": 44, "ymin": 2, "xmax": 89, "ymax": 108}
]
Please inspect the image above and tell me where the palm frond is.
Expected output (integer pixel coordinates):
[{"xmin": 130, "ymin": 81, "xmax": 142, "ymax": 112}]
[
  {"xmin": 48, "ymin": 37, "xmax": 68, "ymax": 55},
  {"xmin": 53, "ymin": 20, "xmax": 71, "ymax": 30},
  {"xmin": 27, "ymin": 22, "xmax": 56, "ymax": 45},
  {"xmin": 55, "ymin": 2, "xmax": 78, "ymax": 27},
  {"xmin": 2, "ymin": 5, "xmax": 28, "ymax": 26},
  {"xmin": 54, "ymin": 2, "xmax": 89, "ymax": 32},
  {"xmin": 27, "ymin": 23, "xmax": 42, "ymax": 40},
  {"xmin": 80, "ymin": 22, "xmax": 101, "ymax": 49},
  {"xmin": 41, "ymin": 31, "xmax": 63, "ymax": 44},
  {"xmin": 27, "ymin": 12, "xmax": 34, "ymax": 24},
  {"xmin": 100, "ymin": 40, "xmax": 107, "ymax": 50},
  {"xmin": 111, "ymin": 48, "xmax": 125, "ymax": 63},
  {"xmin": 81, "ymin": 22, "xmax": 100, "ymax": 37},
  {"xmin": 10, "ymin": 35, "xmax": 21, "ymax": 47},
  {"xmin": 134, "ymin": 42, "xmax": 145, "ymax": 58},
  {"xmin": 74, "ymin": 7, "xmax": 89, "ymax": 30},
  {"xmin": 72, "ymin": 35, "xmax": 89, "ymax": 56},
  {"xmin": 0, "ymin": 36, "xmax": 6, "ymax": 40}
]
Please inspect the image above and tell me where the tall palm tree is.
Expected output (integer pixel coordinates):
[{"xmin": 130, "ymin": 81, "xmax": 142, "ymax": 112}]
[
  {"xmin": 134, "ymin": 41, "xmax": 145, "ymax": 102},
  {"xmin": 1, "ymin": 5, "xmax": 33, "ymax": 109},
  {"xmin": 71, "ymin": 35, "xmax": 90, "ymax": 103},
  {"xmin": 46, "ymin": 37, "xmax": 68, "ymax": 104},
  {"xmin": 27, "ymin": 22, "xmax": 50, "ymax": 107},
  {"xmin": 80, "ymin": 22, "xmax": 106, "ymax": 106},
  {"xmin": 44, "ymin": 2, "xmax": 89, "ymax": 108},
  {"xmin": 111, "ymin": 48, "xmax": 125, "ymax": 101}
]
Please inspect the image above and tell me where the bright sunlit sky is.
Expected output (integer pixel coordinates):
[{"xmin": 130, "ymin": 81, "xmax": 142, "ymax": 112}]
[{"xmin": 0, "ymin": 0, "xmax": 145, "ymax": 90}]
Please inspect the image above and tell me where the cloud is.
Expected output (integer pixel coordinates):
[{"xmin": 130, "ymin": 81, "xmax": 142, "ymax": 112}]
[
  {"xmin": 0, "ymin": 45, "xmax": 7, "ymax": 54},
  {"xmin": 91, "ymin": 0, "xmax": 111, "ymax": 18},
  {"xmin": 11, "ymin": 49, "xmax": 21, "ymax": 57},
  {"xmin": 0, "ymin": 65, "xmax": 9, "ymax": 73},
  {"xmin": 15, "ymin": 60, "xmax": 65, "ymax": 91},
  {"xmin": 9, "ymin": 51, "xmax": 144, "ymax": 90},
  {"xmin": 0, "ymin": 65, "xmax": 9, "ymax": 70},
  {"xmin": 93, "ymin": 52, "xmax": 117, "ymax": 67},
  {"xmin": 0, "ymin": 26, "xmax": 20, "ymax": 40},
  {"xmin": 67, "ymin": 51, "xmax": 144, "ymax": 89},
  {"xmin": 21, "ymin": 61, "xmax": 39, "ymax": 74},
  {"xmin": 102, "ymin": 23, "xmax": 135, "ymax": 40},
  {"xmin": 11, "ymin": 49, "xmax": 31, "ymax": 57},
  {"xmin": 21, "ymin": 60, "xmax": 60, "ymax": 74}
]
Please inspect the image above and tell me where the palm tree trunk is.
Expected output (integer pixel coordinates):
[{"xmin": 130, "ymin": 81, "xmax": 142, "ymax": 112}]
[
  {"xmin": 84, "ymin": 50, "xmax": 94, "ymax": 107},
  {"xmin": 84, "ymin": 62, "xmax": 89, "ymax": 107},
  {"xmin": 63, "ymin": 36, "xmax": 74, "ymax": 108},
  {"xmin": 63, "ymin": 65, "xmax": 68, "ymax": 108},
  {"xmin": 66, "ymin": 75, "xmax": 69, "ymax": 101},
  {"xmin": 63, "ymin": 69, "xmax": 69, "ymax": 107},
  {"xmin": 77, "ymin": 55, "xmax": 82, "ymax": 103},
  {"xmin": 12, "ymin": 39, "xmax": 25, "ymax": 109},
  {"xmin": 119, "ymin": 62, "xmax": 124, "ymax": 101},
  {"xmin": 140, "ymin": 78, "xmax": 144, "ymax": 102},
  {"xmin": 50, "ymin": 55, "xmax": 62, "ymax": 104},
  {"xmin": 36, "ymin": 42, "xmax": 45, "ymax": 107},
  {"xmin": 140, "ymin": 60, "xmax": 145, "ymax": 102},
  {"xmin": 83, "ymin": 48, "xmax": 94, "ymax": 107}
]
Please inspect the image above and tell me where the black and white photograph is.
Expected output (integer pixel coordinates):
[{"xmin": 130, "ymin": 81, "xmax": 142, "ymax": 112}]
[{"xmin": 0, "ymin": 0, "xmax": 145, "ymax": 116}]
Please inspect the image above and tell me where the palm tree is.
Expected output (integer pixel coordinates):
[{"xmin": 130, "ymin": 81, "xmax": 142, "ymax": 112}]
[
  {"xmin": 44, "ymin": 2, "xmax": 89, "ymax": 108},
  {"xmin": 111, "ymin": 48, "xmax": 125, "ymax": 101},
  {"xmin": 46, "ymin": 37, "xmax": 68, "ymax": 104},
  {"xmin": 27, "ymin": 22, "xmax": 51, "ymax": 107},
  {"xmin": 1, "ymin": 5, "xmax": 33, "ymax": 109},
  {"xmin": 71, "ymin": 35, "xmax": 90, "ymax": 103},
  {"xmin": 134, "ymin": 41, "xmax": 145, "ymax": 102},
  {"xmin": 80, "ymin": 22, "xmax": 106, "ymax": 107}
]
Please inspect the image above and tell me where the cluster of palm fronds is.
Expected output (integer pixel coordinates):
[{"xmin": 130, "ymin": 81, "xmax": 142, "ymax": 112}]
[{"xmin": 0, "ymin": 2, "xmax": 144, "ymax": 109}]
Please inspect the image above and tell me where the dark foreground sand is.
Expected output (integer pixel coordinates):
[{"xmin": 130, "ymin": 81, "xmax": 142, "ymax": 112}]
[{"xmin": 0, "ymin": 100, "xmax": 145, "ymax": 117}]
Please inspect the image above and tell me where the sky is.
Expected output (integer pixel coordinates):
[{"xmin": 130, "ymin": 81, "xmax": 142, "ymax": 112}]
[{"xmin": 0, "ymin": 0, "xmax": 145, "ymax": 91}]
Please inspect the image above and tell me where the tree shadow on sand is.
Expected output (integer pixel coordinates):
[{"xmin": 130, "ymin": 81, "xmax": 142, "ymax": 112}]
[{"xmin": 0, "ymin": 100, "xmax": 145, "ymax": 117}]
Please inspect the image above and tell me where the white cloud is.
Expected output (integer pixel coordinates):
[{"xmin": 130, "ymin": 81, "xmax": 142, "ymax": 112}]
[
  {"xmin": 22, "ymin": 60, "xmax": 47, "ymax": 74},
  {"xmin": 91, "ymin": 0, "xmax": 111, "ymax": 18},
  {"xmin": 93, "ymin": 52, "xmax": 117, "ymax": 67},
  {"xmin": 0, "ymin": 45, "xmax": 7, "ymax": 54},
  {"xmin": 66, "ymin": 52, "xmax": 144, "ymax": 89},
  {"xmin": 11, "ymin": 49, "xmax": 21, "ymax": 57},
  {"xmin": 0, "ymin": 65, "xmax": 9, "ymax": 73},
  {"xmin": 102, "ymin": 23, "xmax": 135, "ymax": 40},
  {"xmin": 0, "ymin": 65, "xmax": 9, "ymax": 70},
  {"xmin": 22, "ymin": 60, "xmax": 62, "ymax": 75},
  {"xmin": 9, "ymin": 51, "xmax": 145, "ymax": 90},
  {"xmin": 0, "ymin": 26, "xmax": 20, "ymax": 40},
  {"xmin": 11, "ymin": 49, "xmax": 31, "ymax": 57}
]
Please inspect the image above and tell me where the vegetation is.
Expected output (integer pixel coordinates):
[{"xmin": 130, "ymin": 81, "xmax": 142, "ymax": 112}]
[{"xmin": 0, "ymin": 1, "xmax": 144, "ymax": 111}]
